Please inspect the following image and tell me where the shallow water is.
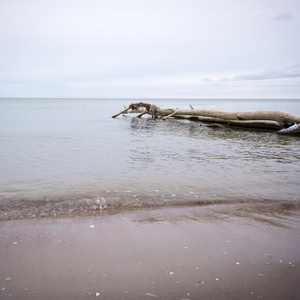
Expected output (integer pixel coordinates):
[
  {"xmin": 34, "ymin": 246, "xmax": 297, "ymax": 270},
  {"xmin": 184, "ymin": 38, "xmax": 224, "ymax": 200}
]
[{"xmin": 0, "ymin": 98, "xmax": 300, "ymax": 220}]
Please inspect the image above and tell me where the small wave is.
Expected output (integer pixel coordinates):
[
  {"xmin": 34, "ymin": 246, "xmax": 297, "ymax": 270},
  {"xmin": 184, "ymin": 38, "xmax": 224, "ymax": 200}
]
[{"xmin": 1, "ymin": 191, "xmax": 300, "ymax": 221}]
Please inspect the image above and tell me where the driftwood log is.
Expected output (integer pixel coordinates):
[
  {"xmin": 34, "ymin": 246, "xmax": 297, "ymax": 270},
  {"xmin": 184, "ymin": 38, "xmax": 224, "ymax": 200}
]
[{"xmin": 112, "ymin": 102, "xmax": 300, "ymax": 134}]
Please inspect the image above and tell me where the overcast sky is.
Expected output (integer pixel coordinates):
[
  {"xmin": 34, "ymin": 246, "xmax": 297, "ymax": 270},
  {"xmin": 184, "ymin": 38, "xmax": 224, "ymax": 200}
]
[{"xmin": 1, "ymin": 0, "xmax": 300, "ymax": 99}]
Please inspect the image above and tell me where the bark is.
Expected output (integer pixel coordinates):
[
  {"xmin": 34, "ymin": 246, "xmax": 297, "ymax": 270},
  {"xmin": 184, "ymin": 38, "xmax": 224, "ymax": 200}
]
[{"xmin": 112, "ymin": 102, "xmax": 300, "ymax": 133}]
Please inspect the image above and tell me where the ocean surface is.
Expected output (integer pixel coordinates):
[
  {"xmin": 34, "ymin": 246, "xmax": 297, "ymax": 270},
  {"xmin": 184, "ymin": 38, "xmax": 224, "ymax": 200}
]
[{"xmin": 0, "ymin": 98, "xmax": 300, "ymax": 220}]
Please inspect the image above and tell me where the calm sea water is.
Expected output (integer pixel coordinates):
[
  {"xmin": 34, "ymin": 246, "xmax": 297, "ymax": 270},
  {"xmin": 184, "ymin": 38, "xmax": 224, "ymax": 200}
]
[{"xmin": 0, "ymin": 98, "xmax": 300, "ymax": 220}]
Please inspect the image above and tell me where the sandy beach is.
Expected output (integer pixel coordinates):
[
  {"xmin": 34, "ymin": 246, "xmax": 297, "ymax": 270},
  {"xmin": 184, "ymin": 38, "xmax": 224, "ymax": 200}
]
[{"xmin": 0, "ymin": 203, "xmax": 300, "ymax": 300}]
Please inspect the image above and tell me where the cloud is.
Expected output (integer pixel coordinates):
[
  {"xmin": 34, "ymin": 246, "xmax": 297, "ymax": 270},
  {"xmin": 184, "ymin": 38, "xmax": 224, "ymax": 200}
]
[
  {"xmin": 1, "ymin": 0, "xmax": 300, "ymax": 98},
  {"xmin": 232, "ymin": 65, "xmax": 300, "ymax": 81},
  {"xmin": 272, "ymin": 13, "xmax": 294, "ymax": 21}
]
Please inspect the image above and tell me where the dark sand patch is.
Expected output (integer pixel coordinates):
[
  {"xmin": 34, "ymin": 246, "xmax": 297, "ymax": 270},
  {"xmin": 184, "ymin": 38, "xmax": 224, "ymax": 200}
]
[{"xmin": 0, "ymin": 204, "xmax": 299, "ymax": 299}]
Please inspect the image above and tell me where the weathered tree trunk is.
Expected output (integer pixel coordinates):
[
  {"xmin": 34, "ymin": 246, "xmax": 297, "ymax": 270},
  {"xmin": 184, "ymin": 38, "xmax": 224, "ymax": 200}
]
[{"xmin": 112, "ymin": 102, "xmax": 300, "ymax": 134}]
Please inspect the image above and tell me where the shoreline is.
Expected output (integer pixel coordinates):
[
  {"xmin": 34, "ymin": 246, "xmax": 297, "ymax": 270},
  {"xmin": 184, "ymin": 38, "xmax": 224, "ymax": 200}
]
[
  {"xmin": 1, "ymin": 197, "xmax": 300, "ymax": 221},
  {"xmin": 1, "ymin": 205, "xmax": 300, "ymax": 299}
]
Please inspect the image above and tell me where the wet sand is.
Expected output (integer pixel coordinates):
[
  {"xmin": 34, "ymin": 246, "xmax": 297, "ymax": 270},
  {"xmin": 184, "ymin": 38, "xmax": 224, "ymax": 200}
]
[{"xmin": 0, "ymin": 203, "xmax": 300, "ymax": 300}]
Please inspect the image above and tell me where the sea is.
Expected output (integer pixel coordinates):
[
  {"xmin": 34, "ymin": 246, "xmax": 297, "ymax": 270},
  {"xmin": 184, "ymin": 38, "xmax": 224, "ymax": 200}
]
[{"xmin": 0, "ymin": 98, "xmax": 299, "ymax": 220}]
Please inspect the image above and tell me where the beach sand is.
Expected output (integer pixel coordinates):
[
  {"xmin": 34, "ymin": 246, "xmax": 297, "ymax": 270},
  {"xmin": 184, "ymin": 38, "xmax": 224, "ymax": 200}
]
[{"xmin": 0, "ymin": 203, "xmax": 300, "ymax": 300}]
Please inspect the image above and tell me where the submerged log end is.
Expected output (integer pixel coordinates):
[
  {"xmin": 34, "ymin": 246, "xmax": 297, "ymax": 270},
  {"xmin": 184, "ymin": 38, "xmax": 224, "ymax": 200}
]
[
  {"xmin": 205, "ymin": 123, "xmax": 225, "ymax": 129},
  {"xmin": 277, "ymin": 123, "xmax": 300, "ymax": 135}
]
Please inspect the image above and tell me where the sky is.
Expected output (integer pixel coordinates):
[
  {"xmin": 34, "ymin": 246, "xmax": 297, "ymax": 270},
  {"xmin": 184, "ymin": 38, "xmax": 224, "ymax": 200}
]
[{"xmin": 0, "ymin": 0, "xmax": 300, "ymax": 99}]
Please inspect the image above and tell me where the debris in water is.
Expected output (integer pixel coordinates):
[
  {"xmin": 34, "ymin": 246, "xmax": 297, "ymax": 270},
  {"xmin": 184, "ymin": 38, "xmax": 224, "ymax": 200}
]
[
  {"xmin": 169, "ymin": 272, "xmax": 174, "ymax": 275},
  {"xmin": 0, "ymin": 287, "xmax": 5, "ymax": 292},
  {"xmin": 95, "ymin": 197, "xmax": 107, "ymax": 210},
  {"xmin": 5, "ymin": 278, "xmax": 11, "ymax": 281},
  {"xmin": 95, "ymin": 292, "xmax": 100, "ymax": 297},
  {"xmin": 90, "ymin": 225, "xmax": 95, "ymax": 228},
  {"xmin": 145, "ymin": 293, "xmax": 157, "ymax": 298}
]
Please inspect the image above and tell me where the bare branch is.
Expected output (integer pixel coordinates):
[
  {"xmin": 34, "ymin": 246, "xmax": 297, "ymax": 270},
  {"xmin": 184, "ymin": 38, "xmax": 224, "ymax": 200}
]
[{"xmin": 162, "ymin": 108, "xmax": 179, "ymax": 120}]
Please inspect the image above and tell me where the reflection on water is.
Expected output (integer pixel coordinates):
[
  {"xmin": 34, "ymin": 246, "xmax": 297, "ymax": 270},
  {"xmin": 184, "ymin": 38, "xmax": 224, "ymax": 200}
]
[{"xmin": 125, "ymin": 116, "xmax": 300, "ymax": 200}]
